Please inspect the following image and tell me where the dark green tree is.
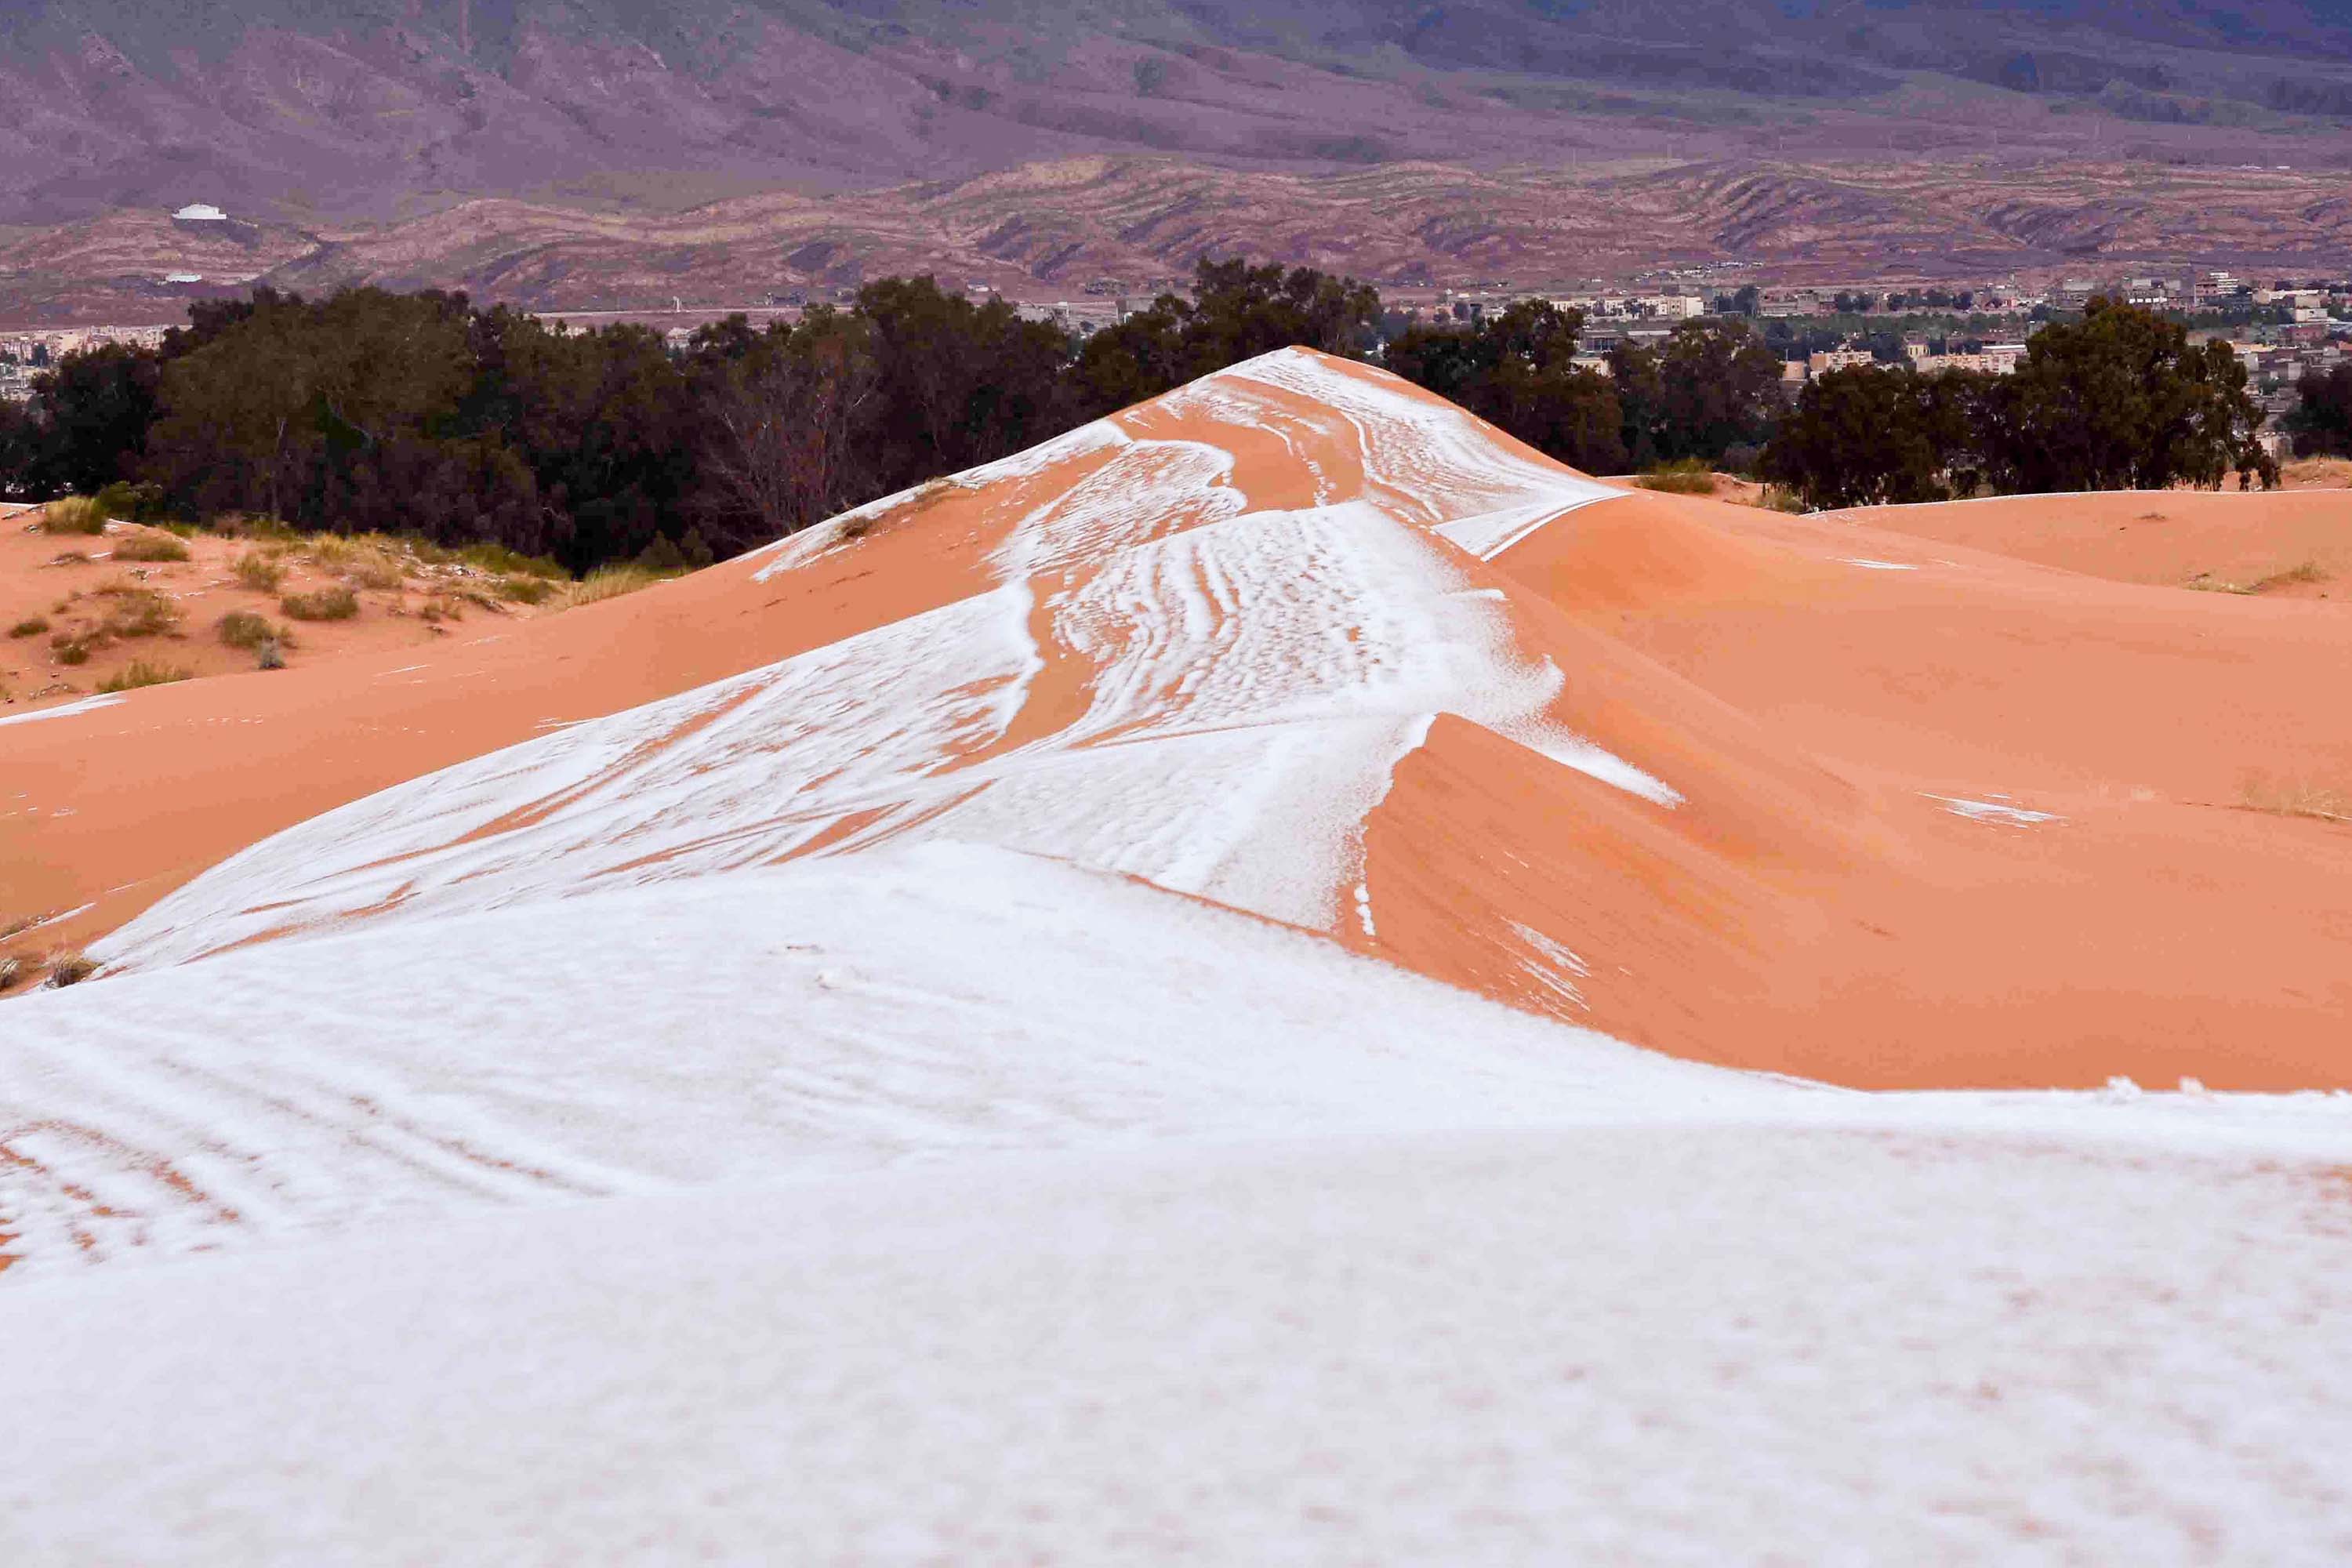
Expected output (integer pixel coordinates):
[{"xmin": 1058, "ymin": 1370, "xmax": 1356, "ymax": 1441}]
[
  {"xmin": 1983, "ymin": 298, "xmax": 2274, "ymax": 492},
  {"xmin": 854, "ymin": 277, "xmax": 1071, "ymax": 492},
  {"xmin": 1760, "ymin": 365, "xmax": 1986, "ymax": 509},
  {"xmin": 1385, "ymin": 300, "xmax": 1624, "ymax": 474},
  {"xmin": 2285, "ymin": 364, "xmax": 2352, "ymax": 458},
  {"xmin": 31, "ymin": 343, "xmax": 162, "ymax": 495},
  {"xmin": 1611, "ymin": 320, "xmax": 1783, "ymax": 466},
  {"xmin": 1066, "ymin": 258, "xmax": 1383, "ymax": 418}
]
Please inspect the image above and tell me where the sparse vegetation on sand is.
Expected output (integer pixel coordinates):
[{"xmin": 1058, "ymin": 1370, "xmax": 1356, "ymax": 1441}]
[
  {"xmin": 2278, "ymin": 456, "xmax": 2352, "ymax": 488},
  {"xmin": 96, "ymin": 660, "xmax": 194, "ymax": 693},
  {"xmin": 44, "ymin": 953, "xmax": 98, "ymax": 988},
  {"xmin": 92, "ymin": 583, "xmax": 180, "ymax": 637},
  {"xmin": 234, "ymin": 549, "xmax": 287, "ymax": 591},
  {"xmin": 2188, "ymin": 561, "xmax": 2328, "ymax": 595},
  {"xmin": 557, "ymin": 564, "xmax": 666, "ymax": 609},
  {"xmin": 112, "ymin": 528, "xmax": 191, "ymax": 562},
  {"xmin": 2241, "ymin": 775, "xmax": 2350, "ymax": 824},
  {"xmin": 281, "ymin": 586, "xmax": 360, "ymax": 621},
  {"xmin": 40, "ymin": 496, "xmax": 109, "ymax": 535},
  {"xmin": 0, "ymin": 956, "xmax": 20, "ymax": 992},
  {"xmin": 216, "ymin": 610, "xmax": 285, "ymax": 651},
  {"xmin": 495, "ymin": 574, "xmax": 557, "ymax": 604},
  {"xmin": 1634, "ymin": 458, "xmax": 1719, "ymax": 495},
  {"xmin": 304, "ymin": 534, "xmax": 413, "ymax": 590},
  {"xmin": 9, "ymin": 615, "xmax": 48, "ymax": 637}
]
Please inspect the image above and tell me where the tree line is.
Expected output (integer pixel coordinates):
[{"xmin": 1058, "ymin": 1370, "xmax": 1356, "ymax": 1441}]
[
  {"xmin": 1759, "ymin": 299, "xmax": 2276, "ymax": 508},
  {"xmin": 0, "ymin": 262, "xmax": 1795, "ymax": 568},
  {"xmin": 0, "ymin": 268, "xmax": 2280, "ymax": 568}
]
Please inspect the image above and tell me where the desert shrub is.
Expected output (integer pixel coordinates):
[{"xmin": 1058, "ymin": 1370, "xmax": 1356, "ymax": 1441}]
[
  {"xmin": 2241, "ymin": 774, "xmax": 2349, "ymax": 822},
  {"xmin": 51, "ymin": 633, "xmax": 96, "ymax": 665},
  {"xmin": 234, "ymin": 550, "xmax": 285, "ymax": 591},
  {"xmin": 112, "ymin": 528, "xmax": 191, "ymax": 562},
  {"xmin": 94, "ymin": 584, "xmax": 179, "ymax": 637},
  {"xmin": 557, "ymin": 564, "xmax": 663, "ymax": 608},
  {"xmin": 97, "ymin": 660, "xmax": 194, "ymax": 693},
  {"xmin": 217, "ymin": 610, "xmax": 276, "ymax": 649},
  {"xmin": 45, "ymin": 953, "xmax": 98, "ymax": 987},
  {"xmin": 2186, "ymin": 564, "xmax": 2321, "ymax": 595},
  {"xmin": 307, "ymin": 535, "xmax": 409, "ymax": 590},
  {"xmin": 1633, "ymin": 458, "xmax": 1719, "ymax": 495},
  {"xmin": 495, "ymin": 574, "xmax": 556, "ymax": 604},
  {"xmin": 42, "ymin": 495, "xmax": 109, "ymax": 535},
  {"xmin": 93, "ymin": 481, "xmax": 168, "ymax": 523},
  {"xmin": 281, "ymin": 586, "xmax": 359, "ymax": 621},
  {"xmin": 0, "ymin": 956, "xmax": 20, "ymax": 991},
  {"xmin": 9, "ymin": 616, "xmax": 47, "ymax": 637}
]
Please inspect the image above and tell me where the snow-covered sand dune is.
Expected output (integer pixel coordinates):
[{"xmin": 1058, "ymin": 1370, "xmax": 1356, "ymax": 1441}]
[{"xmin": 4, "ymin": 350, "xmax": 2350, "ymax": 1563}]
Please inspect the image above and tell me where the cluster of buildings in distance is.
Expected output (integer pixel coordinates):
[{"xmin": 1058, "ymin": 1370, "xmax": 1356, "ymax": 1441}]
[{"xmin": 0, "ymin": 324, "xmax": 169, "ymax": 401}]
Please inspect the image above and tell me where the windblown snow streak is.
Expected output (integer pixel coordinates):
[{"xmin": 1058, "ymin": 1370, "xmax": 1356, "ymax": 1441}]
[{"xmin": 100, "ymin": 350, "xmax": 1662, "ymax": 969}]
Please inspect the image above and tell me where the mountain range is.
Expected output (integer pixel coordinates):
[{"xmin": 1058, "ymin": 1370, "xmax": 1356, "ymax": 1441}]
[{"xmin": 5, "ymin": 0, "xmax": 2352, "ymax": 310}]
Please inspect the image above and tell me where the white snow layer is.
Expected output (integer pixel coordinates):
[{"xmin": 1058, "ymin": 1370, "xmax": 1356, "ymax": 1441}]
[{"xmin": 99, "ymin": 357, "xmax": 1664, "ymax": 971}]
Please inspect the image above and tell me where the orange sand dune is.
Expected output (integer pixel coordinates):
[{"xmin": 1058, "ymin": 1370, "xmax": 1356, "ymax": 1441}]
[
  {"xmin": 1831, "ymin": 488, "xmax": 2352, "ymax": 599},
  {"xmin": 6, "ymin": 353, "xmax": 2348, "ymax": 1093},
  {"xmin": 0, "ymin": 488, "xmax": 1021, "ymax": 972},
  {"xmin": 1359, "ymin": 488, "xmax": 2352, "ymax": 1086}
]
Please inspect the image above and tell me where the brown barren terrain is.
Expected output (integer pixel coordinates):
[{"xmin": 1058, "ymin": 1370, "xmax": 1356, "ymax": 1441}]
[{"xmin": 16, "ymin": 154, "xmax": 2352, "ymax": 321}]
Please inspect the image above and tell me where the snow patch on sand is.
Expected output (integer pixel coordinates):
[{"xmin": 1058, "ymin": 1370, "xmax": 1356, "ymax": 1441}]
[
  {"xmin": 0, "ymin": 694, "xmax": 124, "ymax": 728},
  {"xmin": 1927, "ymin": 793, "xmax": 2064, "ymax": 827}
]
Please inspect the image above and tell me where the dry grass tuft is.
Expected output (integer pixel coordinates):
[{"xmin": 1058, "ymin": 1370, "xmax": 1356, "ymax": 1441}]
[
  {"xmin": 50, "ymin": 631, "xmax": 98, "ymax": 665},
  {"xmin": 93, "ymin": 583, "xmax": 180, "ymax": 637},
  {"xmin": 112, "ymin": 528, "xmax": 191, "ymax": 563},
  {"xmin": 306, "ymin": 535, "xmax": 410, "ymax": 591},
  {"xmin": 0, "ymin": 956, "xmax": 20, "ymax": 992},
  {"xmin": 41, "ymin": 496, "xmax": 109, "ymax": 535},
  {"xmin": 1634, "ymin": 459, "xmax": 1719, "ymax": 495},
  {"xmin": 2281, "ymin": 456, "xmax": 2352, "ymax": 488},
  {"xmin": 2241, "ymin": 773, "xmax": 2350, "ymax": 824},
  {"xmin": 495, "ymin": 574, "xmax": 557, "ymax": 604},
  {"xmin": 217, "ymin": 610, "xmax": 278, "ymax": 650},
  {"xmin": 2258, "ymin": 561, "xmax": 2327, "ymax": 590},
  {"xmin": 9, "ymin": 615, "xmax": 48, "ymax": 638},
  {"xmin": 557, "ymin": 564, "xmax": 664, "ymax": 609},
  {"xmin": 45, "ymin": 953, "xmax": 98, "ymax": 988},
  {"xmin": 97, "ymin": 659, "xmax": 194, "ymax": 693},
  {"xmin": 2190, "ymin": 561, "xmax": 2329, "ymax": 595},
  {"xmin": 234, "ymin": 550, "xmax": 286, "ymax": 592},
  {"xmin": 281, "ymin": 586, "xmax": 360, "ymax": 622}
]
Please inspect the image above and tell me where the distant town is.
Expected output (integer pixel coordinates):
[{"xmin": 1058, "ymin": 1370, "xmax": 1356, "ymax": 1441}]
[{"xmin": 8, "ymin": 266, "xmax": 2350, "ymax": 451}]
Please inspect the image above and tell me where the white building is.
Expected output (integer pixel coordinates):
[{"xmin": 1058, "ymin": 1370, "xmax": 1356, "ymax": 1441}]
[{"xmin": 173, "ymin": 203, "xmax": 228, "ymax": 223}]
